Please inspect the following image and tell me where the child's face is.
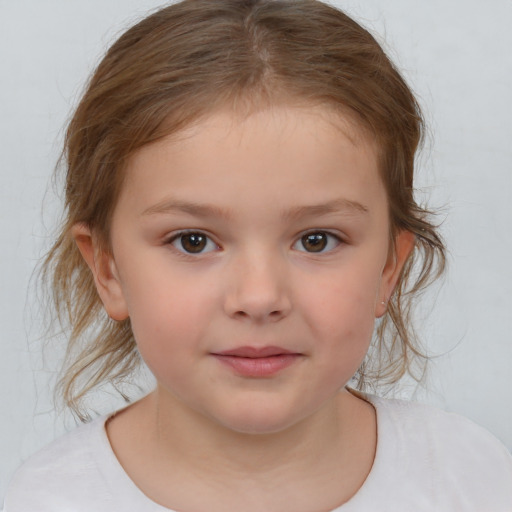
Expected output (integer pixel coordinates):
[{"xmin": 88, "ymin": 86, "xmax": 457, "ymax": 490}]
[{"xmin": 84, "ymin": 105, "xmax": 412, "ymax": 434}]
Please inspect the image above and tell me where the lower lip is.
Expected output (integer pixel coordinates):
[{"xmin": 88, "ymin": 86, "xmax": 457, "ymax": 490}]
[{"xmin": 212, "ymin": 354, "xmax": 300, "ymax": 377}]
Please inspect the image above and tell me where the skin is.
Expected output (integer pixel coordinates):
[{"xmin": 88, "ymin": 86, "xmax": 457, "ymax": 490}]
[{"xmin": 74, "ymin": 105, "xmax": 414, "ymax": 511}]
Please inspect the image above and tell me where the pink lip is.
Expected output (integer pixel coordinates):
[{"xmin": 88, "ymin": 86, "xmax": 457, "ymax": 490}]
[
  {"xmin": 212, "ymin": 346, "xmax": 301, "ymax": 377},
  {"xmin": 216, "ymin": 346, "xmax": 295, "ymax": 358}
]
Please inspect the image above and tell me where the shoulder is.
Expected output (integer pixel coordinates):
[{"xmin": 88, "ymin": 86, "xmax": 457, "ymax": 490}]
[
  {"xmin": 375, "ymin": 395, "xmax": 511, "ymax": 458},
  {"xmin": 3, "ymin": 415, "xmax": 113, "ymax": 512},
  {"xmin": 370, "ymin": 396, "xmax": 512, "ymax": 510}
]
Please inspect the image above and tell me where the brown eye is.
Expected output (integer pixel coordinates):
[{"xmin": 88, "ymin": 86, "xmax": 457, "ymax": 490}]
[
  {"xmin": 295, "ymin": 232, "xmax": 341, "ymax": 253},
  {"xmin": 302, "ymin": 233, "xmax": 327, "ymax": 252},
  {"xmin": 181, "ymin": 233, "xmax": 206, "ymax": 253},
  {"xmin": 171, "ymin": 232, "xmax": 217, "ymax": 254}
]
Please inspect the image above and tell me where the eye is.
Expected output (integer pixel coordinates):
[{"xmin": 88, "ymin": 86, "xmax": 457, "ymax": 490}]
[
  {"xmin": 169, "ymin": 231, "xmax": 218, "ymax": 254},
  {"xmin": 293, "ymin": 231, "xmax": 341, "ymax": 253}
]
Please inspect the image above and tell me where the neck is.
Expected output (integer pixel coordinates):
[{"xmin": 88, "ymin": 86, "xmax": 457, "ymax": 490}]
[
  {"xmin": 107, "ymin": 387, "xmax": 376, "ymax": 512},
  {"xmin": 147, "ymin": 386, "xmax": 371, "ymax": 478}
]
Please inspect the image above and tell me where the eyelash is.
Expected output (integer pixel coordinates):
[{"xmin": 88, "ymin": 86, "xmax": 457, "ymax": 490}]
[
  {"xmin": 166, "ymin": 230, "xmax": 343, "ymax": 255},
  {"xmin": 293, "ymin": 231, "xmax": 343, "ymax": 253},
  {"xmin": 167, "ymin": 230, "xmax": 220, "ymax": 255}
]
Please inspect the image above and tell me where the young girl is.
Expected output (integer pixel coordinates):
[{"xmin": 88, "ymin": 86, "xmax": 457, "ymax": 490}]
[{"xmin": 4, "ymin": 0, "xmax": 512, "ymax": 510}]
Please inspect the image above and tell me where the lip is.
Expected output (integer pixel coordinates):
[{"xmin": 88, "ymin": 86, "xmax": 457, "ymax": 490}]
[
  {"xmin": 211, "ymin": 346, "xmax": 301, "ymax": 377},
  {"xmin": 216, "ymin": 345, "xmax": 296, "ymax": 358}
]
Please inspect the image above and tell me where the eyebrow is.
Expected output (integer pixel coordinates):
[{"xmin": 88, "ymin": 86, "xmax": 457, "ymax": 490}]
[
  {"xmin": 142, "ymin": 199, "xmax": 233, "ymax": 220},
  {"xmin": 141, "ymin": 197, "xmax": 368, "ymax": 220},
  {"xmin": 283, "ymin": 198, "xmax": 369, "ymax": 221}
]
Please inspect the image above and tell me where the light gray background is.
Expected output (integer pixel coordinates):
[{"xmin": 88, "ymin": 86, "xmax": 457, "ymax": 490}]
[{"xmin": 1, "ymin": 0, "xmax": 511, "ymax": 501}]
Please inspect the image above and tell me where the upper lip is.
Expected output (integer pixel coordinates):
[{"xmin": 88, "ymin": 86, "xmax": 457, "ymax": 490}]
[{"xmin": 214, "ymin": 346, "xmax": 297, "ymax": 358}]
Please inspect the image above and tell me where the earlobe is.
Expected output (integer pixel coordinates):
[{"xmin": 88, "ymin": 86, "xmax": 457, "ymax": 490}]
[
  {"xmin": 375, "ymin": 230, "xmax": 415, "ymax": 318},
  {"xmin": 71, "ymin": 223, "xmax": 129, "ymax": 321}
]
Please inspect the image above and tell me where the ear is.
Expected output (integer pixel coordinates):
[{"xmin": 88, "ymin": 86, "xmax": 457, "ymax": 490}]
[
  {"xmin": 71, "ymin": 223, "xmax": 129, "ymax": 321},
  {"xmin": 375, "ymin": 230, "xmax": 415, "ymax": 318}
]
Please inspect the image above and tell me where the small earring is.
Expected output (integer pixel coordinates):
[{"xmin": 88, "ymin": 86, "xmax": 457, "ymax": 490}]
[{"xmin": 380, "ymin": 300, "xmax": 387, "ymax": 306}]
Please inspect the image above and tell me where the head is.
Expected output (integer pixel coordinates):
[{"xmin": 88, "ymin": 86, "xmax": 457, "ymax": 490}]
[{"xmin": 45, "ymin": 0, "xmax": 445, "ymax": 421}]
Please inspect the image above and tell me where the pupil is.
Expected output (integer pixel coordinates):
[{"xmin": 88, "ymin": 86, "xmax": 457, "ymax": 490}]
[
  {"xmin": 303, "ymin": 233, "xmax": 327, "ymax": 252},
  {"xmin": 182, "ymin": 233, "xmax": 206, "ymax": 253}
]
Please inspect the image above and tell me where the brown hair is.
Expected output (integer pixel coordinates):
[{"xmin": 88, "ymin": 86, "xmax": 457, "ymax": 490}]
[{"xmin": 43, "ymin": 0, "xmax": 445, "ymax": 420}]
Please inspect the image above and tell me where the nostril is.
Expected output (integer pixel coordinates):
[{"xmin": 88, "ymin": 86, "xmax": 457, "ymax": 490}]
[
  {"xmin": 231, "ymin": 309, "xmax": 285, "ymax": 322},
  {"xmin": 224, "ymin": 285, "xmax": 292, "ymax": 321}
]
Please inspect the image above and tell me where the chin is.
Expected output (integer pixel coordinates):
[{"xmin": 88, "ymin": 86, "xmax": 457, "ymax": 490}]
[{"xmin": 209, "ymin": 397, "xmax": 310, "ymax": 436}]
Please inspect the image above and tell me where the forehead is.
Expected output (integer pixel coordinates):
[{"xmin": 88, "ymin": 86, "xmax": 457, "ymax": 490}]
[
  {"xmin": 126, "ymin": 103, "xmax": 376, "ymax": 169},
  {"xmin": 119, "ymin": 104, "xmax": 385, "ymax": 219}
]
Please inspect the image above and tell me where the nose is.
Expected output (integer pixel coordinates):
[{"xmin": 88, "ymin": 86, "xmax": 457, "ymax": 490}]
[{"xmin": 223, "ymin": 249, "xmax": 292, "ymax": 323}]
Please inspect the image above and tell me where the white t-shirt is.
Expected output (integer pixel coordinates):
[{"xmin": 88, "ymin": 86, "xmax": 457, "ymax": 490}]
[{"xmin": 4, "ymin": 396, "xmax": 512, "ymax": 511}]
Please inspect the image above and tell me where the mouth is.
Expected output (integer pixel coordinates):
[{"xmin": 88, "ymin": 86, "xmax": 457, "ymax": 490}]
[{"xmin": 211, "ymin": 346, "xmax": 302, "ymax": 377}]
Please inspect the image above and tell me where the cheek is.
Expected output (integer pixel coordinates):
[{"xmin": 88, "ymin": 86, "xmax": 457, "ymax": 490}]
[
  {"xmin": 313, "ymin": 271, "xmax": 379, "ymax": 328},
  {"xmin": 120, "ymin": 268, "xmax": 217, "ymax": 366},
  {"xmin": 302, "ymin": 266, "xmax": 380, "ymax": 358}
]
